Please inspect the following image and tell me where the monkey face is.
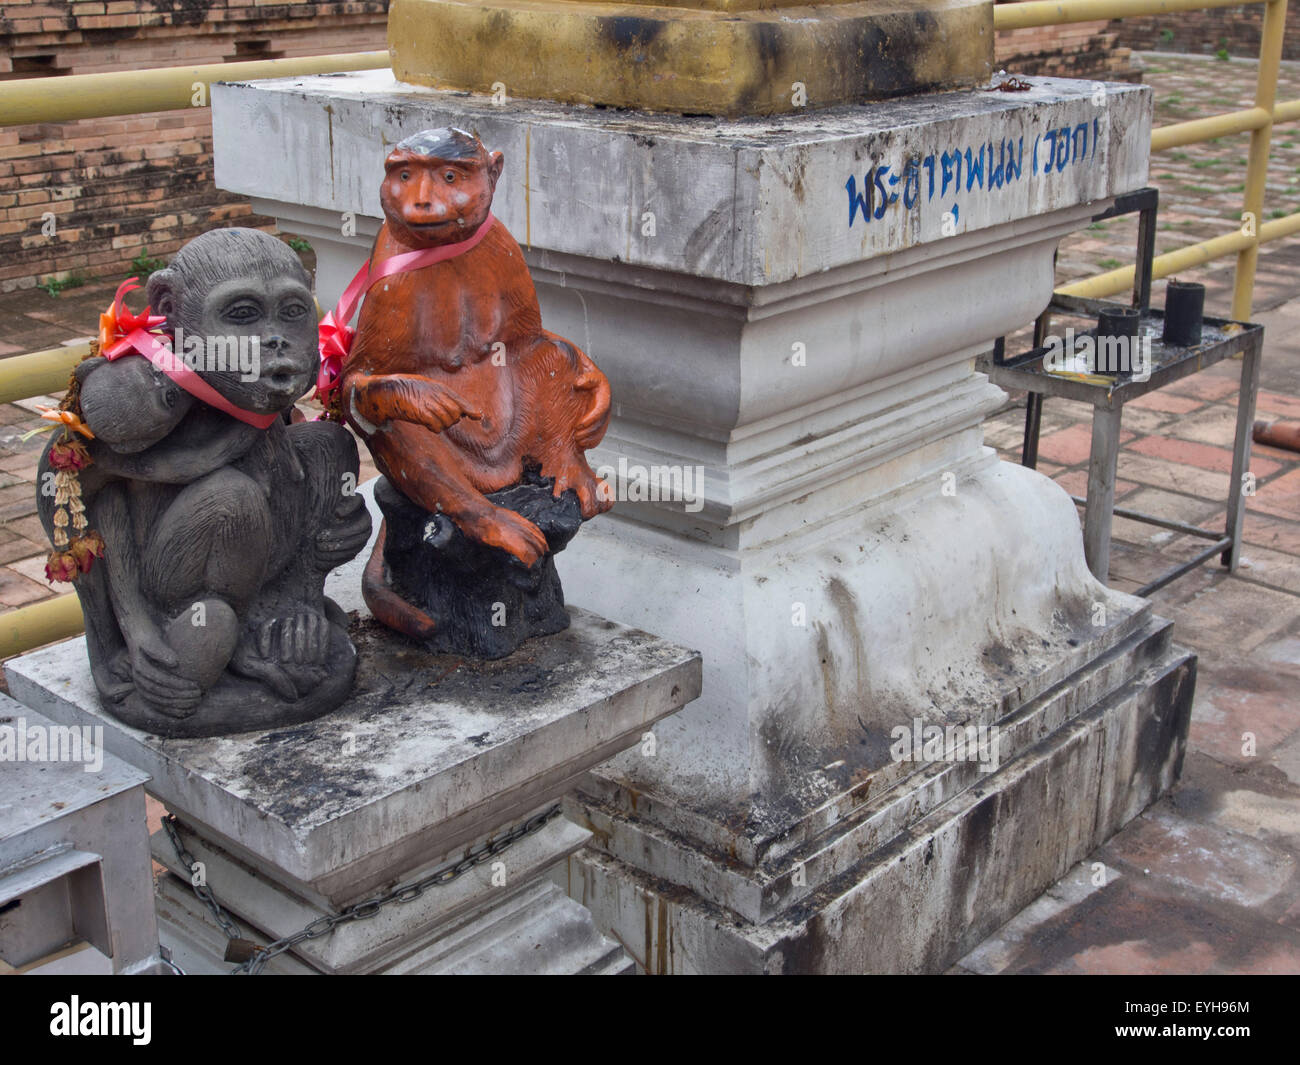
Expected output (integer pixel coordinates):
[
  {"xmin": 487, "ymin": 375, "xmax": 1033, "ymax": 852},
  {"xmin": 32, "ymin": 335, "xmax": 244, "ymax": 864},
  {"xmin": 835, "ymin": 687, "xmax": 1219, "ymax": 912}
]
[
  {"xmin": 182, "ymin": 275, "xmax": 318, "ymax": 416},
  {"xmin": 146, "ymin": 228, "xmax": 319, "ymax": 419},
  {"xmin": 380, "ymin": 145, "xmax": 503, "ymax": 250}
]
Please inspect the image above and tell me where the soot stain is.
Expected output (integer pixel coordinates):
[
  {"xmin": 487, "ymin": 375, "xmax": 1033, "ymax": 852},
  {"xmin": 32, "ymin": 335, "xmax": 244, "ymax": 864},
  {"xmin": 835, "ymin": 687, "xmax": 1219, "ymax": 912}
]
[{"xmin": 600, "ymin": 16, "xmax": 665, "ymax": 53}]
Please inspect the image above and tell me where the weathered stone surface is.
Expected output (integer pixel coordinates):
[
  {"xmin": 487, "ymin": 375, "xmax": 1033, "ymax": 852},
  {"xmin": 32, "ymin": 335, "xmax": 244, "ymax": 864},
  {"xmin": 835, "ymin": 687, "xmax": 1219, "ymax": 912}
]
[
  {"xmin": 154, "ymin": 867, "xmax": 633, "ymax": 974},
  {"xmin": 6, "ymin": 481, "xmax": 701, "ymax": 973},
  {"xmin": 209, "ymin": 73, "xmax": 1185, "ymax": 974},
  {"xmin": 6, "ymin": 598, "xmax": 701, "ymax": 906},
  {"xmin": 565, "ymin": 630, "xmax": 1195, "ymax": 972},
  {"xmin": 568, "ymin": 606, "xmax": 1174, "ymax": 924},
  {"xmin": 212, "ymin": 72, "xmax": 1150, "ymax": 288},
  {"xmin": 151, "ymin": 804, "xmax": 627, "ymax": 973}
]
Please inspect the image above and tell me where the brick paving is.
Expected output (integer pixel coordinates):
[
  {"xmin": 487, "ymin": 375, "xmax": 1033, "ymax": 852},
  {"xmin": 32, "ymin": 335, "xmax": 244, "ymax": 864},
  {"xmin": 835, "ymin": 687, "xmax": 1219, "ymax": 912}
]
[
  {"xmin": 957, "ymin": 53, "xmax": 1300, "ymax": 974},
  {"xmin": 1057, "ymin": 50, "xmax": 1300, "ymax": 293},
  {"xmin": 0, "ymin": 52, "xmax": 1297, "ymax": 974}
]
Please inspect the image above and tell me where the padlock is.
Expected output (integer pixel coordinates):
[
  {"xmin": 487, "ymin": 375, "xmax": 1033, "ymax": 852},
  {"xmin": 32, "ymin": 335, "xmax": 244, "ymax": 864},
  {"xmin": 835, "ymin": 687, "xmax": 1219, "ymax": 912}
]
[{"xmin": 223, "ymin": 938, "xmax": 262, "ymax": 964}]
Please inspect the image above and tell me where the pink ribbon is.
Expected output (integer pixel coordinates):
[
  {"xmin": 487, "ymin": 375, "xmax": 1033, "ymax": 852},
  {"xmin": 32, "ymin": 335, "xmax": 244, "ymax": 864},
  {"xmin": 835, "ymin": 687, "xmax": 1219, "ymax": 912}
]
[
  {"xmin": 315, "ymin": 213, "xmax": 497, "ymax": 398},
  {"xmin": 100, "ymin": 278, "xmax": 278, "ymax": 430},
  {"xmin": 105, "ymin": 329, "xmax": 279, "ymax": 430}
]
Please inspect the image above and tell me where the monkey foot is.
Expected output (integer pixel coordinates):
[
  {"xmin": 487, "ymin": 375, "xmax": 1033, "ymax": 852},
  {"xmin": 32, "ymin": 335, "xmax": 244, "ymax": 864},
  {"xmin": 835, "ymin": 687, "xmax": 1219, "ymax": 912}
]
[
  {"xmin": 99, "ymin": 614, "xmax": 358, "ymax": 738},
  {"xmin": 544, "ymin": 455, "xmax": 613, "ymax": 520}
]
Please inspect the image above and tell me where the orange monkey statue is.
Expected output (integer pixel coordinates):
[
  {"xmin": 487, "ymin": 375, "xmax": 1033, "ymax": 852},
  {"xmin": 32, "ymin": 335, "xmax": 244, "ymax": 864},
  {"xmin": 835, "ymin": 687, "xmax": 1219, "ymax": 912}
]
[{"xmin": 336, "ymin": 127, "xmax": 612, "ymax": 658}]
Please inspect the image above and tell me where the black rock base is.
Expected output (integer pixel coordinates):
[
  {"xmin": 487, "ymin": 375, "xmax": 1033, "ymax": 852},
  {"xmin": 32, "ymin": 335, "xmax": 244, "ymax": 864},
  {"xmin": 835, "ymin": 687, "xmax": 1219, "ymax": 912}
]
[{"xmin": 368, "ymin": 472, "xmax": 585, "ymax": 659}]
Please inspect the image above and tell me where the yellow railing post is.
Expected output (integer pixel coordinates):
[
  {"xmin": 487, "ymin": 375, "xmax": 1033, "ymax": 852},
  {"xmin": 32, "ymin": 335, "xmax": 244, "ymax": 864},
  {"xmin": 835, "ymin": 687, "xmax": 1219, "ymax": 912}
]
[
  {"xmin": 0, "ymin": 52, "xmax": 390, "ymax": 126},
  {"xmin": 0, "ymin": 595, "xmax": 83, "ymax": 661},
  {"xmin": 1233, "ymin": 0, "xmax": 1288, "ymax": 320}
]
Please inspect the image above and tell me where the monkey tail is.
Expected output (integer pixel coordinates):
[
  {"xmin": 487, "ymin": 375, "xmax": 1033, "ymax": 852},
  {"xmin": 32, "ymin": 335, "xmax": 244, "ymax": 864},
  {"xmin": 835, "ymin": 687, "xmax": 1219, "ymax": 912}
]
[{"xmin": 361, "ymin": 521, "xmax": 440, "ymax": 642}]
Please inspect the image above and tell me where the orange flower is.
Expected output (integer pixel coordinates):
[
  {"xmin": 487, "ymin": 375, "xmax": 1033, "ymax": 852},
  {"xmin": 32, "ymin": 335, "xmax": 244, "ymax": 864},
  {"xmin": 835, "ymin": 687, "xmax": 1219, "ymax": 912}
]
[
  {"xmin": 37, "ymin": 407, "xmax": 95, "ymax": 439},
  {"xmin": 99, "ymin": 277, "xmax": 167, "ymax": 356}
]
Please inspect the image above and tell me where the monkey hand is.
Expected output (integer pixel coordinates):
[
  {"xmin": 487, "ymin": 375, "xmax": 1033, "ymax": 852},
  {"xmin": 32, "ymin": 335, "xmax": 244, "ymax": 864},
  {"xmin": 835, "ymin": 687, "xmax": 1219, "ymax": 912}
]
[
  {"xmin": 314, "ymin": 490, "xmax": 372, "ymax": 570},
  {"xmin": 411, "ymin": 379, "xmax": 482, "ymax": 434},
  {"xmin": 127, "ymin": 628, "xmax": 202, "ymax": 715},
  {"xmin": 460, "ymin": 504, "xmax": 549, "ymax": 567},
  {"xmin": 348, "ymin": 373, "xmax": 481, "ymax": 435}
]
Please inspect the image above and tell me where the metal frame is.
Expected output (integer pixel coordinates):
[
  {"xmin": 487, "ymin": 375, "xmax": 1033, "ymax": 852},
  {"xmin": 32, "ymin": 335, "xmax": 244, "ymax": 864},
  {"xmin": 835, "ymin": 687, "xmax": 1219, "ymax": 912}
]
[
  {"xmin": 996, "ymin": 312, "xmax": 1262, "ymax": 595},
  {"xmin": 985, "ymin": 187, "xmax": 1264, "ymax": 596}
]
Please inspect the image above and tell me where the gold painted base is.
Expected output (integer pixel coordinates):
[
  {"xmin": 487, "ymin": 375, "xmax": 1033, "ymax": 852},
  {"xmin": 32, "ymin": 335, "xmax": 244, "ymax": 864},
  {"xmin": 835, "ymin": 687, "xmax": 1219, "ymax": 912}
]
[{"xmin": 388, "ymin": 0, "xmax": 994, "ymax": 117}]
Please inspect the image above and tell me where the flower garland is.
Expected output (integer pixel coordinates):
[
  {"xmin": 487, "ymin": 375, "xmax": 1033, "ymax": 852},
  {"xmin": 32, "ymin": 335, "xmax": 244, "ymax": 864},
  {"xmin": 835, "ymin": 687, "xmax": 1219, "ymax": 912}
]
[{"xmin": 43, "ymin": 427, "xmax": 102, "ymax": 583}]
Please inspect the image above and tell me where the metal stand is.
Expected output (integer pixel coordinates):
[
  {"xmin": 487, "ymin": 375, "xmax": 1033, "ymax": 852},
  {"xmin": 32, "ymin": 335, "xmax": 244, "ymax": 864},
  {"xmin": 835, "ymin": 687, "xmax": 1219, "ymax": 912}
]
[{"xmin": 983, "ymin": 187, "xmax": 1264, "ymax": 595}]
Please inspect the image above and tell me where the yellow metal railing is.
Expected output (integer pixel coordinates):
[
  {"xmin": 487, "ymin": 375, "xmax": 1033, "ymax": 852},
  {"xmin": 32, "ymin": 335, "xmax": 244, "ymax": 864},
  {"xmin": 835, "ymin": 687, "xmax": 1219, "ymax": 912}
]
[
  {"xmin": 996, "ymin": 0, "xmax": 1261, "ymax": 29},
  {"xmin": 995, "ymin": 0, "xmax": 1297, "ymax": 317},
  {"xmin": 0, "ymin": 52, "xmax": 389, "ymax": 126},
  {"xmin": 0, "ymin": 595, "xmax": 84, "ymax": 661},
  {"xmin": 0, "ymin": 342, "xmax": 90, "ymax": 406},
  {"xmin": 1, "ymin": 6, "xmax": 1298, "ymax": 657}
]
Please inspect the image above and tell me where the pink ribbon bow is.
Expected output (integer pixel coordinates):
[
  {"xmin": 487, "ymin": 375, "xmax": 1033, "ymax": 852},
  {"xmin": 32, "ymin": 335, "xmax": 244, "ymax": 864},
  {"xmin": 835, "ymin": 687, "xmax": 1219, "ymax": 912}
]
[{"xmin": 314, "ymin": 213, "xmax": 496, "ymax": 399}]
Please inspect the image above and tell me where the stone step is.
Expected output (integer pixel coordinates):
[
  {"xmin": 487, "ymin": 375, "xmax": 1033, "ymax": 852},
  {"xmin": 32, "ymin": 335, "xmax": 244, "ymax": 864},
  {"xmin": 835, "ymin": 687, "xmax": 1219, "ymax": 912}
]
[
  {"xmin": 398, "ymin": 880, "xmax": 633, "ymax": 975},
  {"xmin": 566, "ymin": 633, "xmax": 1195, "ymax": 972},
  {"xmin": 570, "ymin": 613, "xmax": 1181, "ymax": 925}
]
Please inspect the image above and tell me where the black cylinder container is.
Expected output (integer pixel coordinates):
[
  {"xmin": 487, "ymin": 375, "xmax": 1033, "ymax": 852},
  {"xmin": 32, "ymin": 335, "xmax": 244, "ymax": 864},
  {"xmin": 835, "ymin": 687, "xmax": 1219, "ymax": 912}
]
[
  {"xmin": 1096, "ymin": 306, "xmax": 1141, "ymax": 378},
  {"xmin": 1162, "ymin": 280, "xmax": 1205, "ymax": 347}
]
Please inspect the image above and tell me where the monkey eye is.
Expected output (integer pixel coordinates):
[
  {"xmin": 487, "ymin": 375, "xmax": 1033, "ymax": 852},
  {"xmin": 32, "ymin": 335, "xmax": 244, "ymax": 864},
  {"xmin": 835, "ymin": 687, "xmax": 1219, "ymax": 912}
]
[
  {"xmin": 400, "ymin": 170, "xmax": 411, "ymax": 181},
  {"xmin": 444, "ymin": 170, "xmax": 456, "ymax": 183},
  {"xmin": 280, "ymin": 301, "xmax": 309, "ymax": 321},
  {"xmin": 222, "ymin": 300, "xmax": 262, "ymax": 324}
]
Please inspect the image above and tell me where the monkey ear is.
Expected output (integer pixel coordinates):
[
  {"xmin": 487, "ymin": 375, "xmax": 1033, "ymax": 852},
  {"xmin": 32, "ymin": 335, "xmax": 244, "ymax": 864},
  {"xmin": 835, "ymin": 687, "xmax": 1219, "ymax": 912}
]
[
  {"xmin": 488, "ymin": 150, "xmax": 504, "ymax": 187},
  {"xmin": 145, "ymin": 268, "xmax": 179, "ymax": 321}
]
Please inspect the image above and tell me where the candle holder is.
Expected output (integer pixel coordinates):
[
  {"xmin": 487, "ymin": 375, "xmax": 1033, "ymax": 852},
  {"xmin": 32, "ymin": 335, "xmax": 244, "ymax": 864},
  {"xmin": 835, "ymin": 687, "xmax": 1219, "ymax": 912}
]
[
  {"xmin": 1162, "ymin": 280, "xmax": 1205, "ymax": 347},
  {"xmin": 1097, "ymin": 306, "xmax": 1142, "ymax": 379}
]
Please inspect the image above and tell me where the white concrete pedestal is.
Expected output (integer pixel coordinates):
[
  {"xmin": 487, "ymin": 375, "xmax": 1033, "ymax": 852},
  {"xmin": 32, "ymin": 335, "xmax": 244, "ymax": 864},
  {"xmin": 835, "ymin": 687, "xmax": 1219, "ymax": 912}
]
[
  {"xmin": 206, "ymin": 72, "xmax": 1195, "ymax": 972},
  {"xmin": 6, "ymin": 488, "xmax": 701, "ymax": 974}
]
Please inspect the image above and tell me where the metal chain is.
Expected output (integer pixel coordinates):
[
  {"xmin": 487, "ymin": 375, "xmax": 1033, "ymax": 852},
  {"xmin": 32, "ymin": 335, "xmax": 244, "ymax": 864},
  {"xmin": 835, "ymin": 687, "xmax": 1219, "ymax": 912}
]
[
  {"xmin": 162, "ymin": 814, "xmax": 243, "ymax": 941},
  {"xmin": 162, "ymin": 806, "xmax": 562, "ymax": 974}
]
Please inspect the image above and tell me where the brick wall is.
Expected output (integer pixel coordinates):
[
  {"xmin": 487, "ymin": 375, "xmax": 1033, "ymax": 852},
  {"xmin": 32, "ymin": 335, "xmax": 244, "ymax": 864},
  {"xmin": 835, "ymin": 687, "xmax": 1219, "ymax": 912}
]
[
  {"xmin": 1, "ymin": 1, "xmax": 1148, "ymax": 293},
  {"xmin": 996, "ymin": 6, "xmax": 1141, "ymax": 82},
  {"xmin": 1108, "ymin": 6, "xmax": 1300, "ymax": 61},
  {"xmin": 0, "ymin": 1, "xmax": 388, "ymax": 293}
]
